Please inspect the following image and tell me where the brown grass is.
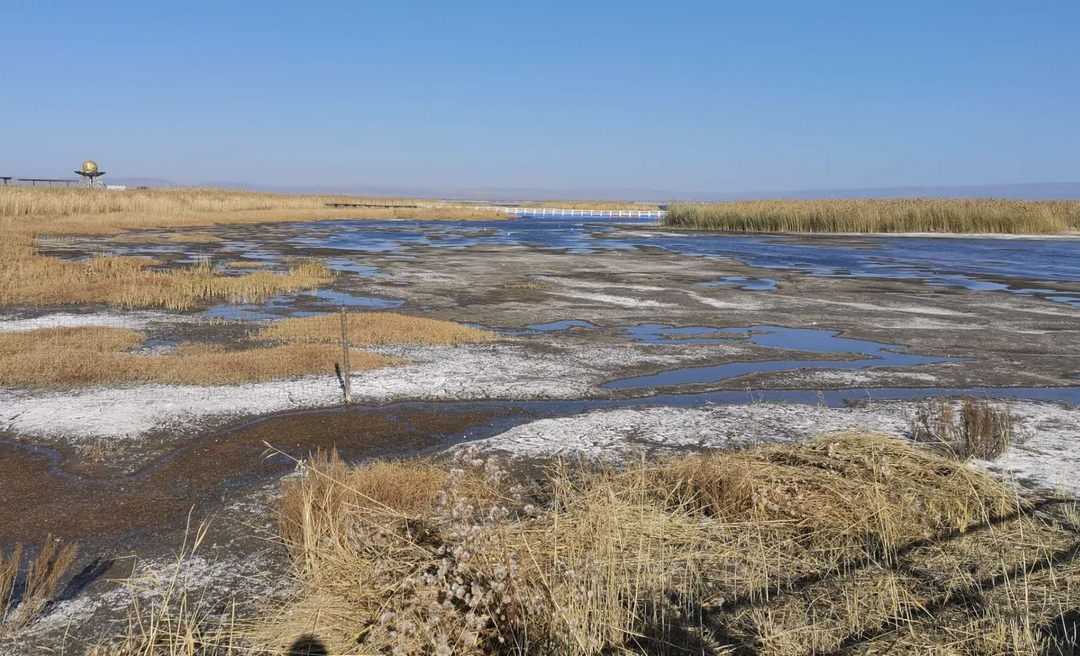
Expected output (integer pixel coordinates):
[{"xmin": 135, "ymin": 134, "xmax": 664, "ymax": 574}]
[
  {"xmin": 222, "ymin": 260, "xmax": 271, "ymax": 269},
  {"xmin": 0, "ymin": 241, "xmax": 335, "ymax": 309},
  {"xmin": 665, "ymin": 198, "xmax": 1080, "ymax": 234},
  {"xmin": 0, "ymin": 187, "xmax": 506, "ymax": 232},
  {"xmin": 261, "ymin": 312, "xmax": 496, "ymax": 347},
  {"xmin": 166, "ymin": 432, "xmax": 1071, "ymax": 655},
  {"xmin": 0, "ymin": 187, "xmax": 505, "ymax": 311},
  {"xmin": 0, "ymin": 326, "xmax": 396, "ymax": 387},
  {"xmin": 0, "ymin": 537, "xmax": 78, "ymax": 635},
  {"xmin": 912, "ymin": 396, "xmax": 1015, "ymax": 459},
  {"xmin": 105, "ymin": 432, "xmax": 1080, "ymax": 654}
]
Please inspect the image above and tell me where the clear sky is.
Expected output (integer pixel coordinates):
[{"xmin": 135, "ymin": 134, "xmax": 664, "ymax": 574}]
[{"xmin": 1, "ymin": 1, "xmax": 1078, "ymax": 194}]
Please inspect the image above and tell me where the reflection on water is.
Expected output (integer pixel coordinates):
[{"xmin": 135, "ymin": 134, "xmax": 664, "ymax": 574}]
[
  {"xmin": 606, "ymin": 324, "xmax": 959, "ymax": 389},
  {"xmin": 697, "ymin": 276, "xmax": 778, "ymax": 291}
]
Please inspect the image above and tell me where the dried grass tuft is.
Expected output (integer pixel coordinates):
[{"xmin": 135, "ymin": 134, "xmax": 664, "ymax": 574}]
[
  {"xmin": 666, "ymin": 198, "xmax": 1080, "ymax": 234},
  {"xmin": 0, "ymin": 326, "xmax": 396, "ymax": 387},
  {"xmin": 0, "ymin": 537, "xmax": 78, "ymax": 635},
  {"xmin": 912, "ymin": 396, "xmax": 1014, "ymax": 460},
  {"xmin": 262, "ymin": 311, "xmax": 496, "ymax": 347}
]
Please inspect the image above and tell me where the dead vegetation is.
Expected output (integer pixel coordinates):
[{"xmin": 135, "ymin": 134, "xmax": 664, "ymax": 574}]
[
  {"xmin": 0, "ymin": 187, "xmax": 505, "ymax": 234},
  {"xmin": 911, "ymin": 396, "xmax": 1015, "ymax": 459},
  {"xmin": 498, "ymin": 279, "xmax": 548, "ymax": 291},
  {"xmin": 261, "ymin": 311, "xmax": 496, "ymax": 347},
  {"xmin": 0, "ymin": 326, "xmax": 397, "ymax": 387},
  {"xmin": 222, "ymin": 261, "xmax": 271, "ymax": 269},
  {"xmin": 108, "ymin": 432, "xmax": 1080, "ymax": 654},
  {"xmin": 0, "ymin": 538, "xmax": 78, "ymax": 636},
  {"xmin": 0, "ymin": 238, "xmax": 335, "ymax": 310},
  {"xmin": 665, "ymin": 198, "xmax": 1080, "ymax": 234}
]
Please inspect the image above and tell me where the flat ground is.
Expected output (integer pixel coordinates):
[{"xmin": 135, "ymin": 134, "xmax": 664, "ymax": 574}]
[{"xmin": 2, "ymin": 218, "xmax": 1080, "ymax": 652}]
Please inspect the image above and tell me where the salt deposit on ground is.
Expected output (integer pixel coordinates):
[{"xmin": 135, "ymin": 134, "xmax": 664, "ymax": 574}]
[
  {"xmin": 0, "ymin": 311, "xmax": 192, "ymax": 333},
  {"xmin": 465, "ymin": 401, "xmax": 1080, "ymax": 496},
  {"xmin": 0, "ymin": 343, "xmax": 730, "ymax": 443}
]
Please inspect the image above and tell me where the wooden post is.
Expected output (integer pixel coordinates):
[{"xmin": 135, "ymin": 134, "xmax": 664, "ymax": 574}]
[{"xmin": 340, "ymin": 305, "xmax": 351, "ymax": 410}]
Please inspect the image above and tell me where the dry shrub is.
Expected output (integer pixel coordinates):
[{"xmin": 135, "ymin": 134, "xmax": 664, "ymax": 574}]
[
  {"xmin": 911, "ymin": 396, "xmax": 1014, "ymax": 460},
  {"xmin": 0, "ymin": 326, "xmax": 396, "ymax": 387},
  {"xmin": 665, "ymin": 198, "xmax": 1080, "ymax": 234},
  {"xmin": 0, "ymin": 537, "xmax": 78, "ymax": 635},
  {"xmin": 262, "ymin": 312, "xmax": 496, "ymax": 347}
]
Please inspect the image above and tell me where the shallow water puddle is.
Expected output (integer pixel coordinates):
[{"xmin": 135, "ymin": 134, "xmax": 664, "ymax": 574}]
[
  {"xmin": 204, "ymin": 288, "xmax": 403, "ymax": 320},
  {"xmin": 525, "ymin": 320, "xmax": 599, "ymax": 332},
  {"xmin": 606, "ymin": 325, "xmax": 958, "ymax": 389},
  {"xmin": 697, "ymin": 276, "xmax": 778, "ymax": 291}
]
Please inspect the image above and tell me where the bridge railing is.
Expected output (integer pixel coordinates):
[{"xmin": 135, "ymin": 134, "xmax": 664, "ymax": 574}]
[{"xmin": 491, "ymin": 207, "xmax": 667, "ymax": 219}]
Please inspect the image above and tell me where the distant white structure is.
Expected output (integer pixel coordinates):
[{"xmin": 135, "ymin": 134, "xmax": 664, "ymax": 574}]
[{"xmin": 106, "ymin": 185, "xmax": 127, "ymax": 191}]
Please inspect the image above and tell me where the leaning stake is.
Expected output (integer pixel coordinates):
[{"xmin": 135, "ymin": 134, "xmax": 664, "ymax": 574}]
[{"xmin": 340, "ymin": 305, "xmax": 351, "ymax": 409}]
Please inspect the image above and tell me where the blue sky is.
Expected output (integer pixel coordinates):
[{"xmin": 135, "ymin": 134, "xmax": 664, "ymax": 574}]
[{"xmin": 1, "ymin": 1, "xmax": 1077, "ymax": 194}]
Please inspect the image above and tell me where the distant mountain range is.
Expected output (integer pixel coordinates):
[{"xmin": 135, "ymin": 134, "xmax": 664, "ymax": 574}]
[{"xmin": 102, "ymin": 179, "xmax": 1080, "ymax": 202}]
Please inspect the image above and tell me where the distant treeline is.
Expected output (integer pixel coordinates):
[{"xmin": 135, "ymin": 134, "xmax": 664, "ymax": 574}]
[{"xmin": 663, "ymin": 198, "xmax": 1080, "ymax": 234}]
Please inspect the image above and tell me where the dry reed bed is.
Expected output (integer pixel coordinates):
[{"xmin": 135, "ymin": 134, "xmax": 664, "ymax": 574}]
[
  {"xmin": 109, "ymin": 433, "xmax": 1080, "ymax": 655},
  {"xmin": 0, "ymin": 315, "xmax": 494, "ymax": 387},
  {"xmin": 664, "ymin": 199, "xmax": 1080, "ymax": 234},
  {"xmin": 0, "ymin": 187, "xmax": 504, "ymax": 311},
  {"xmin": 262, "ymin": 312, "xmax": 496, "ymax": 347},
  {"xmin": 0, "ymin": 242, "xmax": 335, "ymax": 310},
  {"xmin": 0, "ymin": 326, "xmax": 394, "ymax": 387}
]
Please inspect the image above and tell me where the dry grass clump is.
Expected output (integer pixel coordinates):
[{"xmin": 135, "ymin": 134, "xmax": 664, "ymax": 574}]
[
  {"xmin": 911, "ymin": 396, "xmax": 1015, "ymax": 460},
  {"xmin": 0, "ymin": 238, "xmax": 333, "ymax": 309},
  {"xmin": 0, "ymin": 537, "xmax": 78, "ymax": 636},
  {"xmin": 0, "ymin": 326, "xmax": 396, "ymax": 387},
  {"xmin": 132, "ymin": 432, "xmax": 1074, "ymax": 655},
  {"xmin": 262, "ymin": 311, "xmax": 496, "ymax": 347},
  {"xmin": 499, "ymin": 280, "xmax": 548, "ymax": 291},
  {"xmin": 222, "ymin": 260, "xmax": 271, "ymax": 269},
  {"xmin": 665, "ymin": 198, "xmax": 1080, "ymax": 234}
]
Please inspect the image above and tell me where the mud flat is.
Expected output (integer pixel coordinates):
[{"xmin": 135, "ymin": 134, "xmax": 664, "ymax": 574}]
[{"xmin": 4, "ymin": 216, "xmax": 1080, "ymax": 652}]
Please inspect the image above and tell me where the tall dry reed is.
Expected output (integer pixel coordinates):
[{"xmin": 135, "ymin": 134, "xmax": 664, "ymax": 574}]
[
  {"xmin": 0, "ymin": 537, "xmax": 78, "ymax": 635},
  {"xmin": 664, "ymin": 198, "xmax": 1080, "ymax": 234}
]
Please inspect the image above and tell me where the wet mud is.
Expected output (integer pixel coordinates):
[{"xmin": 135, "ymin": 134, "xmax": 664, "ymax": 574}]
[{"xmin": 0, "ymin": 405, "xmax": 518, "ymax": 550}]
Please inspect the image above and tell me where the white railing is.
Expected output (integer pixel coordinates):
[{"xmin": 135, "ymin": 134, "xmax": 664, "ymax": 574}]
[{"xmin": 490, "ymin": 207, "xmax": 667, "ymax": 219}]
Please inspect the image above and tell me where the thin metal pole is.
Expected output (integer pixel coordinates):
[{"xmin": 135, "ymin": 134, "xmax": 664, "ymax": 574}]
[{"xmin": 340, "ymin": 305, "xmax": 351, "ymax": 410}]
